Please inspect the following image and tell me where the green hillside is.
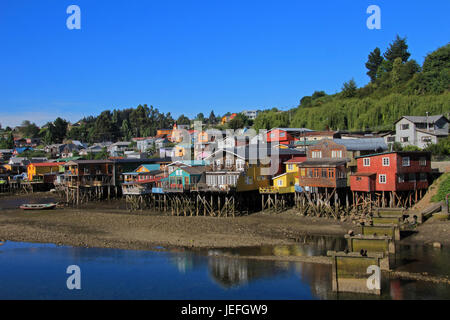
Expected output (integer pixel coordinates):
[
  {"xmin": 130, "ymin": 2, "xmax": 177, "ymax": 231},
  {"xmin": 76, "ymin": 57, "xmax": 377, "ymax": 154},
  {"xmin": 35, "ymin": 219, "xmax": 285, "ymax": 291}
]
[{"xmin": 254, "ymin": 37, "xmax": 450, "ymax": 132}]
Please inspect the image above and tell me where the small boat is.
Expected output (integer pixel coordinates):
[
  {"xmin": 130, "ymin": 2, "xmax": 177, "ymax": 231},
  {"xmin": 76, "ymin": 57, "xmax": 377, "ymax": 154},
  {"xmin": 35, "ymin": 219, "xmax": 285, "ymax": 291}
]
[{"xmin": 20, "ymin": 203, "xmax": 57, "ymax": 210}]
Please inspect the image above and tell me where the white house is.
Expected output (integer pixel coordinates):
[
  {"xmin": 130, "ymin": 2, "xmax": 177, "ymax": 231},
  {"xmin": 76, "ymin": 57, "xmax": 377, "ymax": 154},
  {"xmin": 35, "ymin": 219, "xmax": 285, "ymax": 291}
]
[{"xmin": 394, "ymin": 115, "xmax": 449, "ymax": 149}]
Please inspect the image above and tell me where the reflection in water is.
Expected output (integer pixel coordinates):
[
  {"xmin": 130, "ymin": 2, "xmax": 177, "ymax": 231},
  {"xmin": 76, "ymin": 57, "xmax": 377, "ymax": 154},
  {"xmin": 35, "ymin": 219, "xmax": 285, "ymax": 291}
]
[
  {"xmin": 0, "ymin": 241, "xmax": 449, "ymax": 299},
  {"xmin": 210, "ymin": 235, "xmax": 347, "ymax": 258}
]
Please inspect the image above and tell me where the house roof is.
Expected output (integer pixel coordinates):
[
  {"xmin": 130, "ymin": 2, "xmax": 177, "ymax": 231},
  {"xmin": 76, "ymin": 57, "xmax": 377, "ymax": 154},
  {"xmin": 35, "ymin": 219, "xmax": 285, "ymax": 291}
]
[
  {"xmin": 139, "ymin": 164, "xmax": 161, "ymax": 171},
  {"xmin": 304, "ymin": 131, "xmax": 337, "ymax": 136},
  {"xmin": 29, "ymin": 162, "xmax": 60, "ymax": 167},
  {"xmin": 168, "ymin": 160, "xmax": 208, "ymax": 167},
  {"xmin": 174, "ymin": 166, "xmax": 207, "ymax": 175},
  {"xmin": 123, "ymin": 169, "xmax": 163, "ymax": 176},
  {"xmin": 333, "ymin": 138, "xmax": 388, "ymax": 151},
  {"xmin": 284, "ymin": 156, "xmax": 306, "ymax": 164},
  {"xmin": 65, "ymin": 160, "xmax": 113, "ymax": 166},
  {"xmin": 395, "ymin": 115, "xmax": 448, "ymax": 124}
]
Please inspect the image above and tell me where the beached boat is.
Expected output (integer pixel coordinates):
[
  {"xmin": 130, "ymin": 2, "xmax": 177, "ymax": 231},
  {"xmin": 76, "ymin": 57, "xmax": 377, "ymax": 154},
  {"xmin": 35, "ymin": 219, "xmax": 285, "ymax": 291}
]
[{"xmin": 19, "ymin": 203, "xmax": 57, "ymax": 210}]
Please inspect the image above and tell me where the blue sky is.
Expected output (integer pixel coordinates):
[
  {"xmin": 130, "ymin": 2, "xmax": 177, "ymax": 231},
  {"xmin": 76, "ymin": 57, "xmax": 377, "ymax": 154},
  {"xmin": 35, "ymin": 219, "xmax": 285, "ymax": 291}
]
[{"xmin": 0, "ymin": 0, "xmax": 449, "ymax": 127}]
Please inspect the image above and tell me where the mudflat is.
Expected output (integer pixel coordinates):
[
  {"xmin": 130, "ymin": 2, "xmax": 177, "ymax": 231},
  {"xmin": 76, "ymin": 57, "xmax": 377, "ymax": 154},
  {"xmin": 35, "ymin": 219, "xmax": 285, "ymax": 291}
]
[{"xmin": 0, "ymin": 193, "xmax": 449, "ymax": 250}]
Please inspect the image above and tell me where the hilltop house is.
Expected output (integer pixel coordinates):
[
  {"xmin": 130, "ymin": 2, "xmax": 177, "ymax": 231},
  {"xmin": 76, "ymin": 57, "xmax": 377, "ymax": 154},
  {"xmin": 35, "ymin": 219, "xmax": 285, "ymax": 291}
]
[{"xmin": 393, "ymin": 115, "xmax": 449, "ymax": 149}]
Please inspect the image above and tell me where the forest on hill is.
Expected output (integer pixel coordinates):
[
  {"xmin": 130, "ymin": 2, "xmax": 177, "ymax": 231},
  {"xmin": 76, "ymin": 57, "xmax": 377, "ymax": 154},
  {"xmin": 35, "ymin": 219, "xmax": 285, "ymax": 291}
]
[{"xmin": 254, "ymin": 37, "xmax": 450, "ymax": 132}]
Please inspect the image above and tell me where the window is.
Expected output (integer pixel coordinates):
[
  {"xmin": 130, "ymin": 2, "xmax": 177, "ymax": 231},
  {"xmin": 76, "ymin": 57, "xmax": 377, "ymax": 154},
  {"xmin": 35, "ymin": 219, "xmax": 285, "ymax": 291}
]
[
  {"xmin": 379, "ymin": 174, "xmax": 387, "ymax": 184},
  {"xmin": 308, "ymin": 169, "xmax": 313, "ymax": 178},
  {"xmin": 322, "ymin": 169, "xmax": 327, "ymax": 178},
  {"xmin": 419, "ymin": 157, "xmax": 427, "ymax": 166},
  {"xmin": 277, "ymin": 179, "xmax": 283, "ymax": 187},
  {"xmin": 420, "ymin": 173, "xmax": 427, "ymax": 181},
  {"xmin": 401, "ymin": 137, "xmax": 409, "ymax": 143},
  {"xmin": 279, "ymin": 132, "xmax": 285, "ymax": 137},
  {"xmin": 300, "ymin": 168, "xmax": 306, "ymax": 177},
  {"xmin": 409, "ymin": 173, "xmax": 416, "ymax": 182},
  {"xmin": 382, "ymin": 157, "xmax": 390, "ymax": 166},
  {"xmin": 398, "ymin": 174, "xmax": 405, "ymax": 183},
  {"xmin": 402, "ymin": 157, "xmax": 410, "ymax": 167},
  {"xmin": 356, "ymin": 177, "xmax": 362, "ymax": 181},
  {"xmin": 401, "ymin": 124, "xmax": 409, "ymax": 130},
  {"xmin": 225, "ymin": 159, "xmax": 233, "ymax": 168},
  {"xmin": 245, "ymin": 176, "xmax": 253, "ymax": 185},
  {"xmin": 363, "ymin": 158, "xmax": 370, "ymax": 166},
  {"xmin": 287, "ymin": 164, "xmax": 294, "ymax": 171},
  {"xmin": 332, "ymin": 150, "xmax": 343, "ymax": 158},
  {"xmin": 313, "ymin": 169, "xmax": 320, "ymax": 178},
  {"xmin": 422, "ymin": 136, "xmax": 432, "ymax": 142},
  {"xmin": 387, "ymin": 137, "xmax": 395, "ymax": 142},
  {"xmin": 311, "ymin": 151, "xmax": 322, "ymax": 158},
  {"xmin": 327, "ymin": 168, "xmax": 335, "ymax": 178}
]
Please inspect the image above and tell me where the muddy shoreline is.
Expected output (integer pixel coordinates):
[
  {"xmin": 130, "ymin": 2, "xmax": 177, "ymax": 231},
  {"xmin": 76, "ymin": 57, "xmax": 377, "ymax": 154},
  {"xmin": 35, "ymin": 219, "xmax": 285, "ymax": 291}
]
[{"xmin": 0, "ymin": 193, "xmax": 449, "ymax": 251}]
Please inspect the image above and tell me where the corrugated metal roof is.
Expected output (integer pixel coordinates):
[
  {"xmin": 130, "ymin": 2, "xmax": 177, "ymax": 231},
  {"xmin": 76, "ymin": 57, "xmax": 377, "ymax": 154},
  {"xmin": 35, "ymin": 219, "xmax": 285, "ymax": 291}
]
[{"xmin": 333, "ymin": 138, "xmax": 388, "ymax": 151}]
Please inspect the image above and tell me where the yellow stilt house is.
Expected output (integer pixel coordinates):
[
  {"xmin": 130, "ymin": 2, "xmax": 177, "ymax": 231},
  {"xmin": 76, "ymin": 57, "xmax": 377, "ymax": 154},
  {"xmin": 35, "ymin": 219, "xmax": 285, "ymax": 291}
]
[{"xmin": 270, "ymin": 156, "xmax": 306, "ymax": 193}]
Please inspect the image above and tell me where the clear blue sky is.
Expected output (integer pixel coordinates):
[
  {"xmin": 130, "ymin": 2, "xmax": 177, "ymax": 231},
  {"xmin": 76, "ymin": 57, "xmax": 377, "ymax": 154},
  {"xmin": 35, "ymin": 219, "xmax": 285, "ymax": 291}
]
[{"xmin": 0, "ymin": 0, "xmax": 449, "ymax": 127}]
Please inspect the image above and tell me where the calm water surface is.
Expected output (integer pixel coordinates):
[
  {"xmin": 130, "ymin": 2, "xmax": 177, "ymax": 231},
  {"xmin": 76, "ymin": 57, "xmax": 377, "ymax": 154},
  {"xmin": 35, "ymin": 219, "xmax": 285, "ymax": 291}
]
[{"xmin": 0, "ymin": 240, "xmax": 449, "ymax": 300}]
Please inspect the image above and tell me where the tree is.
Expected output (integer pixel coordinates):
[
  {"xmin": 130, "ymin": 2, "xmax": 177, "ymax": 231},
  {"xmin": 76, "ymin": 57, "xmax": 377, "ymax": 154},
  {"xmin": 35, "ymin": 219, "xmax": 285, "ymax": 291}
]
[
  {"xmin": 392, "ymin": 142, "xmax": 403, "ymax": 152},
  {"xmin": 0, "ymin": 132, "xmax": 14, "ymax": 149},
  {"xmin": 366, "ymin": 47, "xmax": 384, "ymax": 82},
  {"xmin": 19, "ymin": 120, "xmax": 40, "ymax": 138},
  {"xmin": 341, "ymin": 79, "xmax": 357, "ymax": 98},
  {"xmin": 176, "ymin": 114, "xmax": 191, "ymax": 126},
  {"xmin": 311, "ymin": 91, "xmax": 326, "ymax": 100},
  {"xmin": 391, "ymin": 57, "xmax": 403, "ymax": 85},
  {"xmin": 121, "ymin": 119, "xmax": 132, "ymax": 141},
  {"xmin": 422, "ymin": 44, "xmax": 450, "ymax": 73},
  {"xmin": 228, "ymin": 114, "xmax": 246, "ymax": 130},
  {"xmin": 299, "ymin": 96, "xmax": 312, "ymax": 108},
  {"xmin": 208, "ymin": 111, "xmax": 216, "ymax": 125},
  {"xmin": 53, "ymin": 118, "xmax": 68, "ymax": 143},
  {"xmin": 195, "ymin": 113, "xmax": 205, "ymax": 122},
  {"xmin": 384, "ymin": 35, "xmax": 411, "ymax": 64}
]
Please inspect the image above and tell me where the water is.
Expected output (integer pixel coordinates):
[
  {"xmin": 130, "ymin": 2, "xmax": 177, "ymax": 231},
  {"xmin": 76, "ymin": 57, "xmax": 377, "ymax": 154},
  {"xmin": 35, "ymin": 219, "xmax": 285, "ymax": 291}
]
[{"xmin": 0, "ymin": 241, "xmax": 450, "ymax": 299}]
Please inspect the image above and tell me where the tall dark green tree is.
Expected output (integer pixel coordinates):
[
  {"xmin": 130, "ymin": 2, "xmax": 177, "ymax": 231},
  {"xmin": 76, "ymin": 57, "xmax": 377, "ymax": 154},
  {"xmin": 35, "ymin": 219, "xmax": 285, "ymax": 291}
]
[
  {"xmin": 365, "ymin": 47, "xmax": 384, "ymax": 82},
  {"xmin": 208, "ymin": 111, "xmax": 216, "ymax": 124},
  {"xmin": 53, "ymin": 117, "xmax": 68, "ymax": 143},
  {"xmin": 384, "ymin": 35, "xmax": 411, "ymax": 64}
]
